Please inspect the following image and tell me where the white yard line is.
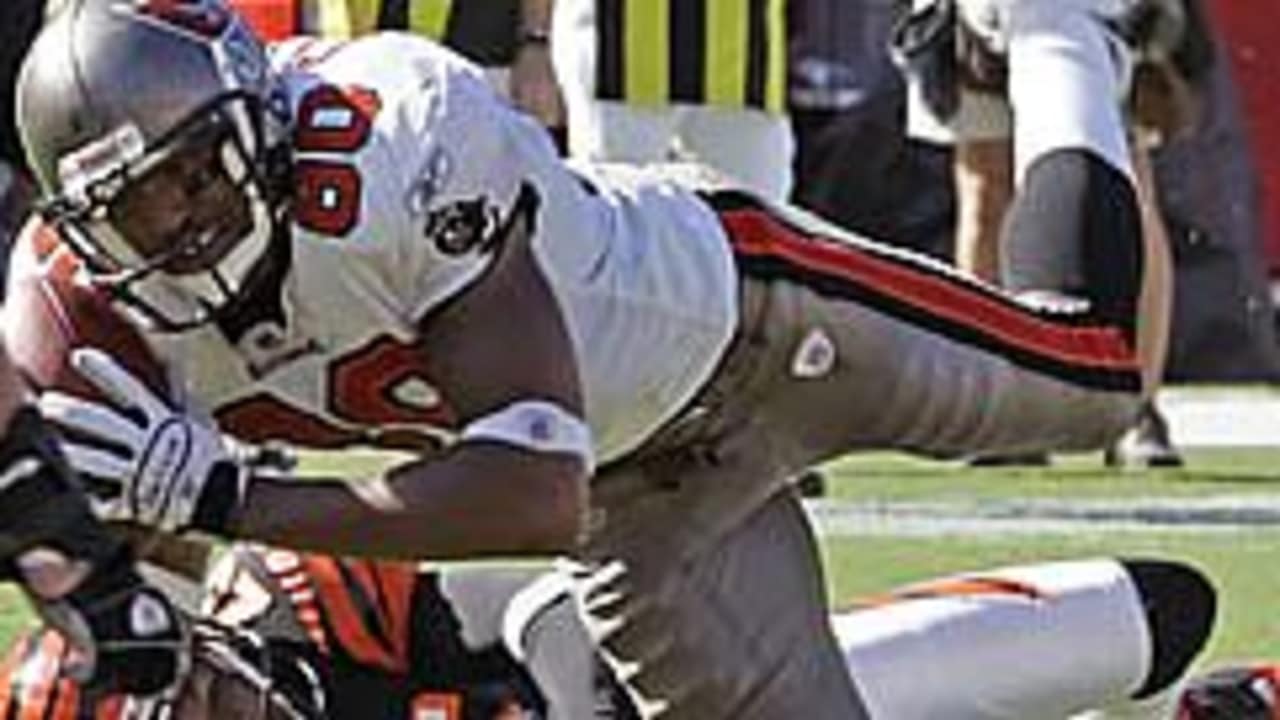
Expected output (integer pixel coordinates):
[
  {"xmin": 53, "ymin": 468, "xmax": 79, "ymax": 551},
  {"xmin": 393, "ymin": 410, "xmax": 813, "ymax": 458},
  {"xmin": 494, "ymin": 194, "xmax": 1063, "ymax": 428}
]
[
  {"xmin": 1160, "ymin": 387, "xmax": 1280, "ymax": 448},
  {"xmin": 807, "ymin": 495, "xmax": 1280, "ymax": 537}
]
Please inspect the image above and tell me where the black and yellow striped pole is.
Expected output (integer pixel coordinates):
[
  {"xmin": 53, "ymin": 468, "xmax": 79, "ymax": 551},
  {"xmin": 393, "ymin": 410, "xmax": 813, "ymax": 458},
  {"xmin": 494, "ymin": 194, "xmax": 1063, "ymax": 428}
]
[
  {"xmin": 309, "ymin": 0, "xmax": 454, "ymax": 39},
  {"xmin": 595, "ymin": 0, "xmax": 786, "ymax": 113}
]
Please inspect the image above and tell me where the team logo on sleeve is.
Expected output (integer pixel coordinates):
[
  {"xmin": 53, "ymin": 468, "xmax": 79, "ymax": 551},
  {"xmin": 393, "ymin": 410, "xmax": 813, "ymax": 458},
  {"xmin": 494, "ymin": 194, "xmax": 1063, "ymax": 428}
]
[
  {"xmin": 423, "ymin": 198, "xmax": 501, "ymax": 256},
  {"xmin": 423, "ymin": 183, "xmax": 542, "ymax": 257}
]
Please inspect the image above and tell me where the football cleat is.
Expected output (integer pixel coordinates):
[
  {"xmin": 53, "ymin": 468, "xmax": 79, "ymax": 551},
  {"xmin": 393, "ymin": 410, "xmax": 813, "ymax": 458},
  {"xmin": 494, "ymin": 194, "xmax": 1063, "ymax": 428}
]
[{"xmin": 1177, "ymin": 664, "xmax": 1279, "ymax": 720}]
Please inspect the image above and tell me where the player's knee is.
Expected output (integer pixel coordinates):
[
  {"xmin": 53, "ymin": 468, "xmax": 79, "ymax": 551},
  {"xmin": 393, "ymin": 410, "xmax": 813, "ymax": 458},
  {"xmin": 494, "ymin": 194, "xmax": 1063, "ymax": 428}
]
[
  {"xmin": 1003, "ymin": 148, "xmax": 1143, "ymax": 338},
  {"xmin": 1121, "ymin": 558, "xmax": 1217, "ymax": 699}
]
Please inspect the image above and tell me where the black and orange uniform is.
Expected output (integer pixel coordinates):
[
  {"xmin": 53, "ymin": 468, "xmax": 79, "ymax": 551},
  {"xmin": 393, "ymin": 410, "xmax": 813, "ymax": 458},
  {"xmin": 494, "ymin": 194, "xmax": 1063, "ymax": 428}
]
[
  {"xmin": 0, "ymin": 566, "xmax": 539, "ymax": 720},
  {"xmin": 0, "ymin": 629, "xmax": 117, "ymax": 720},
  {"xmin": 0, "ymin": 546, "xmax": 638, "ymax": 720},
  {"xmin": 202, "ymin": 546, "xmax": 546, "ymax": 719}
]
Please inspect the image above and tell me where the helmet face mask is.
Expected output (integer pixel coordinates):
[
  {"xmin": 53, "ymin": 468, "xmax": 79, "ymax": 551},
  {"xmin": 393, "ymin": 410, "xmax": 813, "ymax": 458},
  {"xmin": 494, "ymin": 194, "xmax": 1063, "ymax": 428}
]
[
  {"xmin": 19, "ymin": 0, "xmax": 290, "ymax": 333},
  {"xmin": 47, "ymin": 92, "xmax": 282, "ymax": 332},
  {"xmin": 163, "ymin": 624, "xmax": 328, "ymax": 720},
  {"xmin": 0, "ymin": 624, "xmax": 327, "ymax": 720},
  {"xmin": 103, "ymin": 133, "xmax": 254, "ymax": 279}
]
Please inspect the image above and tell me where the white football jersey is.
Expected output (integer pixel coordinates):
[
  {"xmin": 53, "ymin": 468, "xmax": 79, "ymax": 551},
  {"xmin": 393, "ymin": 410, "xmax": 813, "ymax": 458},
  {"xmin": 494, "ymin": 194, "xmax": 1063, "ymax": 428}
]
[{"xmin": 141, "ymin": 34, "xmax": 738, "ymax": 463}]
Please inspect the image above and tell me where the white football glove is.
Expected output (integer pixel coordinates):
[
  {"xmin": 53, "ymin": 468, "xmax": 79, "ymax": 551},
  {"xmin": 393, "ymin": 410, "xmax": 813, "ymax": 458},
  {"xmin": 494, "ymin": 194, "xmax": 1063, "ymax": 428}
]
[{"xmin": 38, "ymin": 348, "xmax": 246, "ymax": 537}]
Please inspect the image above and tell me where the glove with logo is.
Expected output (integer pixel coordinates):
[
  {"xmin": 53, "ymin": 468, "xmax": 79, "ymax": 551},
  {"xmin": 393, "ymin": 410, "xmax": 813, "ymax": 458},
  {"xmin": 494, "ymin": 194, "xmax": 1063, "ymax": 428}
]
[
  {"xmin": 39, "ymin": 348, "xmax": 247, "ymax": 538},
  {"xmin": 31, "ymin": 551, "xmax": 188, "ymax": 696},
  {"xmin": 0, "ymin": 404, "xmax": 185, "ymax": 695}
]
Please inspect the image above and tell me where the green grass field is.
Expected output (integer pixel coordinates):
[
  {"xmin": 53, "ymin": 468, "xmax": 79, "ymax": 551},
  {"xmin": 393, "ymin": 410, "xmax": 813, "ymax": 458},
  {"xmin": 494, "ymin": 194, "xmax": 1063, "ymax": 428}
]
[
  {"xmin": 819, "ymin": 449, "xmax": 1280, "ymax": 663},
  {"xmin": 0, "ymin": 448, "xmax": 1275, "ymax": 668},
  {"xmin": 823, "ymin": 448, "xmax": 1280, "ymax": 501}
]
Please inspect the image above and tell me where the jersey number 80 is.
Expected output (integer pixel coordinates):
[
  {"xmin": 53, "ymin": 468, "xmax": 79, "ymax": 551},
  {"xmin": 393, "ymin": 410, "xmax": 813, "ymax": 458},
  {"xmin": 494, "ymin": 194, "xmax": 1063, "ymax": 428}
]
[{"xmin": 292, "ymin": 83, "xmax": 381, "ymax": 237}]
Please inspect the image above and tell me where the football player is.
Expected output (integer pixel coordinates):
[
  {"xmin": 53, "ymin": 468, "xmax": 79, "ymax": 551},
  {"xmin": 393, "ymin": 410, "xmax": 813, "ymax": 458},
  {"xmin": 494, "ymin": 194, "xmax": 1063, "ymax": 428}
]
[
  {"xmin": 196, "ymin": 546, "xmax": 631, "ymax": 720},
  {"xmin": 0, "ymin": 552, "xmax": 1215, "ymax": 719},
  {"xmin": 16, "ymin": 0, "xmax": 1171, "ymax": 716},
  {"xmin": 0, "ymin": 622, "xmax": 329, "ymax": 720},
  {"xmin": 195, "ymin": 552, "xmax": 1213, "ymax": 720},
  {"xmin": 0, "ymin": 546, "xmax": 633, "ymax": 720}
]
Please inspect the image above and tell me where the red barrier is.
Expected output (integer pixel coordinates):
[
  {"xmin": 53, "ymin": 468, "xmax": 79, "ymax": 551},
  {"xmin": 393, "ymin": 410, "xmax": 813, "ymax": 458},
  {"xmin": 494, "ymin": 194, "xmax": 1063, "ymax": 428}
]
[
  {"xmin": 1206, "ymin": 2, "xmax": 1280, "ymax": 274},
  {"xmin": 229, "ymin": 0, "xmax": 297, "ymax": 41}
]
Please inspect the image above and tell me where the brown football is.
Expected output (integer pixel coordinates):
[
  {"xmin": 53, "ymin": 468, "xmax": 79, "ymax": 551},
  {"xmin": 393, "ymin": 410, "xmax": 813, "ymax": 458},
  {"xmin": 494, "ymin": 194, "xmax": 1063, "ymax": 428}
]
[{"xmin": 2, "ymin": 218, "xmax": 172, "ymax": 402}]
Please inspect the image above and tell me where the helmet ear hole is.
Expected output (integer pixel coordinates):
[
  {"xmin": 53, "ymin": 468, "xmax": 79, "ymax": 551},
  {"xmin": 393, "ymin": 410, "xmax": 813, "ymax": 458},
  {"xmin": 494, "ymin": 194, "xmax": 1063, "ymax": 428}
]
[{"xmin": 192, "ymin": 624, "xmax": 329, "ymax": 720}]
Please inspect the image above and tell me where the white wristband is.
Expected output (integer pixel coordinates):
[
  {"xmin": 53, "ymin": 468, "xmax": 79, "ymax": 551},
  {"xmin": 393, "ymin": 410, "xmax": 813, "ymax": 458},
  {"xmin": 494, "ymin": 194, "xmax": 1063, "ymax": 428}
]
[{"xmin": 460, "ymin": 400, "xmax": 595, "ymax": 473}]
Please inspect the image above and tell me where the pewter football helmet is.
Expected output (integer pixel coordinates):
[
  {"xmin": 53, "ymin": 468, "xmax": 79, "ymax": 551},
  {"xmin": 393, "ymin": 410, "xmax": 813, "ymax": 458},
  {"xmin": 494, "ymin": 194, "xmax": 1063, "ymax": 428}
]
[{"xmin": 17, "ymin": 0, "xmax": 290, "ymax": 331}]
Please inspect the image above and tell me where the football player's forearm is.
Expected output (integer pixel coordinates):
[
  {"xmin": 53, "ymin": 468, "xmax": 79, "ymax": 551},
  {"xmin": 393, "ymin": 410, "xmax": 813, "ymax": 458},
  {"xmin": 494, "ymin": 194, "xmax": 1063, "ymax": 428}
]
[{"xmin": 232, "ymin": 444, "xmax": 588, "ymax": 561}]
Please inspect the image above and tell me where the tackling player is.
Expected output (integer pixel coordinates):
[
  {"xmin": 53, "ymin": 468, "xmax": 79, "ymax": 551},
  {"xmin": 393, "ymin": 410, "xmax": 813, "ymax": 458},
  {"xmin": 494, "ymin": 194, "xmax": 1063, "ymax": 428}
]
[
  {"xmin": 0, "ymin": 552, "xmax": 1217, "ymax": 719},
  {"xmin": 192, "ymin": 552, "xmax": 1215, "ymax": 719},
  {"xmin": 0, "ymin": 545, "xmax": 634, "ymax": 720},
  {"xmin": 14, "ymin": 0, "xmax": 1173, "ymax": 715}
]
